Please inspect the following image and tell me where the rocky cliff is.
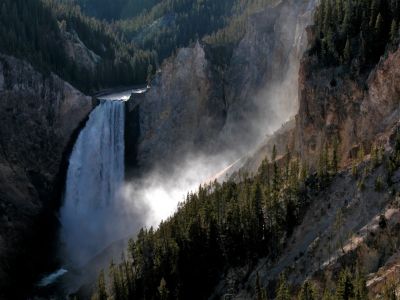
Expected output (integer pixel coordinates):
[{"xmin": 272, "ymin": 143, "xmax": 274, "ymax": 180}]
[
  {"xmin": 221, "ymin": 123, "xmax": 400, "ymax": 299},
  {"xmin": 295, "ymin": 43, "xmax": 400, "ymax": 168},
  {"xmin": 125, "ymin": 0, "xmax": 316, "ymax": 174},
  {"xmin": 215, "ymin": 32, "xmax": 400, "ymax": 300},
  {"xmin": 125, "ymin": 42, "xmax": 225, "ymax": 173},
  {"xmin": 241, "ymin": 35, "xmax": 400, "ymax": 176},
  {"xmin": 0, "ymin": 55, "xmax": 94, "ymax": 298}
]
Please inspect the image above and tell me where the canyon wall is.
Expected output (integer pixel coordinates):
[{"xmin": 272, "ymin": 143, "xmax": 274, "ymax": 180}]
[
  {"xmin": 295, "ymin": 40, "xmax": 400, "ymax": 168},
  {"xmin": 125, "ymin": 0, "xmax": 316, "ymax": 174},
  {"xmin": 217, "ymin": 30, "xmax": 400, "ymax": 300},
  {"xmin": 0, "ymin": 55, "xmax": 94, "ymax": 297}
]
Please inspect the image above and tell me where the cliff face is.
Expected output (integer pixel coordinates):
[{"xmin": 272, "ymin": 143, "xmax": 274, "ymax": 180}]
[
  {"xmin": 221, "ymin": 0, "xmax": 315, "ymax": 150},
  {"xmin": 125, "ymin": 42, "xmax": 225, "ymax": 172},
  {"xmin": 295, "ymin": 45, "xmax": 400, "ymax": 168},
  {"xmin": 125, "ymin": 0, "xmax": 316, "ymax": 173},
  {"xmin": 216, "ymin": 33, "xmax": 400, "ymax": 299},
  {"xmin": 226, "ymin": 125, "xmax": 400, "ymax": 299},
  {"xmin": 211, "ymin": 40, "xmax": 400, "ymax": 296},
  {"xmin": 0, "ymin": 55, "xmax": 94, "ymax": 297}
]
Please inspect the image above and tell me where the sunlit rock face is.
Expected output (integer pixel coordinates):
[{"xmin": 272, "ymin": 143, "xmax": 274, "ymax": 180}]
[
  {"xmin": 221, "ymin": 0, "xmax": 316, "ymax": 150},
  {"xmin": 0, "ymin": 54, "xmax": 94, "ymax": 298},
  {"xmin": 295, "ymin": 43, "xmax": 400, "ymax": 168},
  {"xmin": 60, "ymin": 100, "xmax": 128, "ymax": 268}
]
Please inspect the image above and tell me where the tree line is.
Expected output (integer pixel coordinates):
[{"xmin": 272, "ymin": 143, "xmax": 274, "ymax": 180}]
[
  {"xmin": 0, "ymin": 0, "xmax": 156, "ymax": 93},
  {"xmin": 312, "ymin": 0, "xmax": 400, "ymax": 71},
  {"xmin": 116, "ymin": 0, "xmax": 272, "ymax": 63}
]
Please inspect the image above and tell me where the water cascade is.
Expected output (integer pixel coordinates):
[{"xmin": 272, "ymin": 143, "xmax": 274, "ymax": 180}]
[{"xmin": 60, "ymin": 100, "xmax": 126, "ymax": 268}]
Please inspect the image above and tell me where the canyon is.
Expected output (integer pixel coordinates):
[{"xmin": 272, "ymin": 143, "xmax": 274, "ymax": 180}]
[{"xmin": 0, "ymin": 0, "xmax": 399, "ymax": 298}]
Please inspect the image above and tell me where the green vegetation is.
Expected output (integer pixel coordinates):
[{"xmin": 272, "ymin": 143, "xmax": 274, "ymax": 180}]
[
  {"xmin": 68, "ymin": 0, "xmax": 161, "ymax": 21},
  {"xmin": 312, "ymin": 0, "xmax": 400, "ymax": 71},
  {"xmin": 92, "ymin": 142, "xmax": 347, "ymax": 299},
  {"xmin": 116, "ymin": 0, "xmax": 272, "ymax": 62},
  {"xmin": 266, "ymin": 266, "xmax": 368, "ymax": 299},
  {"xmin": 90, "ymin": 148, "xmax": 312, "ymax": 299},
  {"xmin": 0, "ymin": 0, "xmax": 274, "ymax": 92},
  {"xmin": 0, "ymin": 0, "xmax": 156, "ymax": 92},
  {"xmin": 93, "ymin": 131, "xmax": 400, "ymax": 299}
]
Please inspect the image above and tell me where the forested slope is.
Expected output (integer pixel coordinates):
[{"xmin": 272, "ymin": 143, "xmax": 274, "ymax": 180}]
[
  {"xmin": 0, "ymin": 0, "xmax": 156, "ymax": 93},
  {"xmin": 112, "ymin": 0, "xmax": 273, "ymax": 63}
]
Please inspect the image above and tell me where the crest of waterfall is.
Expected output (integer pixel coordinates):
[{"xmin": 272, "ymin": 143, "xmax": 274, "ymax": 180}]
[{"xmin": 60, "ymin": 100, "xmax": 126, "ymax": 268}]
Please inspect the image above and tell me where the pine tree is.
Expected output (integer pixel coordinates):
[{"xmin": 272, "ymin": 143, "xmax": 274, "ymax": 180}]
[
  {"xmin": 276, "ymin": 274, "xmax": 291, "ymax": 300},
  {"xmin": 390, "ymin": 19, "xmax": 398, "ymax": 44},
  {"xmin": 343, "ymin": 37, "xmax": 351, "ymax": 64},
  {"xmin": 158, "ymin": 278, "xmax": 169, "ymax": 300},
  {"xmin": 374, "ymin": 13, "xmax": 383, "ymax": 35},
  {"xmin": 369, "ymin": 0, "xmax": 379, "ymax": 28},
  {"xmin": 285, "ymin": 145, "xmax": 291, "ymax": 181},
  {"xmin": 335, "ymin": 209, "xmax": 345, "ymax": 253},
  {"xmin": 342, "ymin": 0, "xmax": 352, "ymax": 34},
  {"xmin": 331, "ymin": 138, "xmax": 339, "ymax": 173},
  {"xmin": 272, "ymin": 145, "xmax": 280, "ymax": 198},
  {"xmin": 256, "ymin": 272, "xmax": 267, "ymax": 300},
  {"xmin": 336, "ymin": 269, "xmax": 354, "ymax": 300},
  {"xmin": 252, "ymin": 182, "xmax": 265, "ymax": 247},
  {"xmin": 322, "ymin": 289, "xmax": 334, "ymax": 300},
  {"xmin": 371, "ymin": 145, "xmax": 379, "ymax": 168},
  {"xmin": 357, "ymin": 145, "xmax": 365, "ymax": 163},
  {"xmin": 298, "ymin": 281, "xmax": 316, "ymax": 300},
  {"xmin": 109, "ymin": 260, "xmax": 123, "ymax": 300},
  {"xmin": 336, "ymin": 0, "xmax": 344, "ymax": 22},
  {"xmin": 353, "ymin": 264, "xmax": 368, "ymax": 300},
  {"xmin": 93, "ymin": 269, "xmax": 108, "ymax": 300},
  {"xmin": 323, "ymin": 0, "xmax": 333, "ymax": 34}
]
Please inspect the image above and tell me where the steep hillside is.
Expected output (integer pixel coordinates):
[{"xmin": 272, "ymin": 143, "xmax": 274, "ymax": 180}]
[
  {"xmin": 0, "ymin": 55, "xmax": 95, "ymax": 298},
  {"xmin": 70, "ymin": 0, "xmax": 161, "ymax": 21},
  {"xmin": 117, "ymin": 0, "xmax": 273, "ymax": 62},
  {"xmin": 0, "ymin": 0, "xmax": 155, "ymax": 93}
]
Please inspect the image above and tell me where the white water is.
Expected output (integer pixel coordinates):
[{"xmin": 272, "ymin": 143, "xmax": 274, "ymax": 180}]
[
  {"xmin": 37, "ymin": 268, "xmax": 68, "ymax": 287},
  {"xmin": 60, "ymin": 100, "xmax": 126, "ymax": 268},
  {"xmin": 97, "ymin": 87, "xmax": 148, "ymax": 101}
]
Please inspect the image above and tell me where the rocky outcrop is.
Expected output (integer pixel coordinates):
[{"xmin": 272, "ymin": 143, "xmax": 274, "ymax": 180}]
[
  {"xmin": 125, "ymin": 42, "xmax": 226, "ymax": 172},
  {"xmin": 0, "ymin": 55, "xmax": 94, "ymax": 298},
  {"xmin": 216, "ymin": 33, "xmax": 400, "ymax": 300},
  {"xmin": 220, "ymin": 0, "xmax": 315, "ymax": 151},
  {"xmin": 125, "ymin": 0, "xmax": 316, "ymax": 174},
  {"xmin": 228, "ymin": 124, "xmax": 400, "ymax": 299},
  {"xmin": 295, "ymin": 45, "xmax": 400, "ymax": 168},
  {"xmin": 62, "ymin": 28, "xmax": 101, "ymax": 72}
]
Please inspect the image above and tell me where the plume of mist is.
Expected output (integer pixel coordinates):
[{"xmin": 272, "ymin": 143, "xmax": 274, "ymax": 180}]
[
  {"xmin": 218, "ymin": 0, "xmax": 315, "ymax": 159},
  {"xmin": 120, "ymin": 152, "xmax": 239, "ymax": 228},
  {"xmin": 58, "ymin": 151, "xmax": 240, "ymax": 294}
]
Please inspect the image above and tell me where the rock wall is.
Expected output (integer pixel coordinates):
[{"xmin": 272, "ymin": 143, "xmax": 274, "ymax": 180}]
[
  {"xmin": 0, "ymin": 55, "xmax": 94, "ymax": 298},
  {"xmin": 218, "ymin": 31, "xmax": 400, "ymax": 300},
  {"xmin": 295, "ymin": 45, "xmax": 400, "ymax": 168},
  {"xmin": 125, "ymin": 0, "xmax": 316, "ymax": 174},
  {"xmin": 125, "ymin": 42, "xmax": 225, "ymax": 172},
  {"xmin": 221, "ymin": 0, "xmax": 315, "ymax": 151}
]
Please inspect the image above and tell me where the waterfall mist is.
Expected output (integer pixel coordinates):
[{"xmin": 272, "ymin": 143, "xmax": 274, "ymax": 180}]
[{"xmin": 120, "ymin": 153, "xmax": 240, "ymax": 229}]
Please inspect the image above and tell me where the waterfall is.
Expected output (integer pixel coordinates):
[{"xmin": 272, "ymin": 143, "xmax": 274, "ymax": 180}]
[{"xmin": 60, "ymin": 100, "xmax": 126, "ymax": 268}]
